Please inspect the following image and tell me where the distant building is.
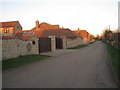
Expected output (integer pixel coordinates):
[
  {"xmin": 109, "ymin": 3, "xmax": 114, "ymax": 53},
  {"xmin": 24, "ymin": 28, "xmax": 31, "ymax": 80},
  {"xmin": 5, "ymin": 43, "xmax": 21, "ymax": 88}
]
[
  {"xmin": 0, "ymin": 21, "xmax": 22, "ymax": 36},
  {"xmin": 73, "ymin": 28, "xmax": 91, "ymax": 44}
]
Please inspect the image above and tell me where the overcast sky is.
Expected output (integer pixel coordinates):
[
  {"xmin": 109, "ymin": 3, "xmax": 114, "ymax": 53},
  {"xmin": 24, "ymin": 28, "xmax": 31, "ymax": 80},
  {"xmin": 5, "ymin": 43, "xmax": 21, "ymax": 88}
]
[{"xmin": 0, "ymin": 0, "xmax": 119, "ymax": 35}]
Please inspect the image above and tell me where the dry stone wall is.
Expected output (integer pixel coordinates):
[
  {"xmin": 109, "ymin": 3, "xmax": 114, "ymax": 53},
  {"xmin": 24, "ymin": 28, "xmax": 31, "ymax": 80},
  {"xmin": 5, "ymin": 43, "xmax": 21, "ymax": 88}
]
[
  {"xmin": 66, "ymin": 38, "xmax": 83, "ymax": 48},
  {"xmin": 2, "ymin": 38, "xmax": 39, "ymax": 60}
]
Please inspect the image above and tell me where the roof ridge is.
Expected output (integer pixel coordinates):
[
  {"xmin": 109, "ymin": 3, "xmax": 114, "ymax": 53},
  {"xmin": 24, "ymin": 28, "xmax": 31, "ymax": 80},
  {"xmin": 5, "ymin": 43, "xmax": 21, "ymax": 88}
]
[{"xmin": 0, "ymin": 21, "xmax": 18, "ymax": 23}]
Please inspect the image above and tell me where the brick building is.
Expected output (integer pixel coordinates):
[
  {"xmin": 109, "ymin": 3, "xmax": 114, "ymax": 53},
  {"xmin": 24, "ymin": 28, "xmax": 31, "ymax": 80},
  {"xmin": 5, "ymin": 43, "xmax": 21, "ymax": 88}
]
[
  {"xmin": 0, "ymin": 21, "xmax": 22, "ymax": 36},
  {"xmin": 73, "ymin": 28, "xmax": 91, "ymax": 44},
  {"xmin": 16, "ymin": 20, "xmax": 77, "ymax": 40}
]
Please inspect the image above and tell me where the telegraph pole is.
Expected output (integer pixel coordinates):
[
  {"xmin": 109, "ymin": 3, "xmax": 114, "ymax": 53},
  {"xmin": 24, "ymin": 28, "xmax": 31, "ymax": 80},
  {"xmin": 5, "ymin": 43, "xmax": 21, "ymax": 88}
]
[{"xmin": 109, "ymin": 25, "xmax": 110, "ymax": 31}]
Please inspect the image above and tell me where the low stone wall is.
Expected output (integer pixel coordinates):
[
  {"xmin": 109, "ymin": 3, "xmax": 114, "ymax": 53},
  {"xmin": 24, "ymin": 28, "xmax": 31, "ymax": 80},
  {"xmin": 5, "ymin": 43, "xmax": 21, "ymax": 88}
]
[
  {"xmin": 2, "ymin": 38, "xmax": 39, "ymax": 60},
  {"xmin": 83, "ymin": 38, "xmax": 90, "ymax": 44},
  {"xmin": 66, "ymin": 38, "xmax": 83, "ymax": 48}
]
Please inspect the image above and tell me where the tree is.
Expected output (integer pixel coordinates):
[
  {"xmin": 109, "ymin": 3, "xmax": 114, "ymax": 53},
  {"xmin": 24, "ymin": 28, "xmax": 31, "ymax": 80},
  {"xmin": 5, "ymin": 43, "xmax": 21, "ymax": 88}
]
[{"xmin": 102, "ymin": 28, "xmax": 113, "ymax": 41}]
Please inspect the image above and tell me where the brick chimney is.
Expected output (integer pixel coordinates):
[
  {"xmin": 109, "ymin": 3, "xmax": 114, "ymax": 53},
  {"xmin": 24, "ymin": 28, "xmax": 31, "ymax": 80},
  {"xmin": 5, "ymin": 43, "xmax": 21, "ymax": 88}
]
[{"xmin": 36, "ymin": 19, "xmax": 39, "ymax": 30}]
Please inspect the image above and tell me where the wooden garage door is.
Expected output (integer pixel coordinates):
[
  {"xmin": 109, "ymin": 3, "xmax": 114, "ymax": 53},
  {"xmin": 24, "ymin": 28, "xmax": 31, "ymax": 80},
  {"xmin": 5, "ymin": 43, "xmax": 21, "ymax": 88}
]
[{"xmin": 39, "ymin": 38, "xmax": 51, "ymax": 53}]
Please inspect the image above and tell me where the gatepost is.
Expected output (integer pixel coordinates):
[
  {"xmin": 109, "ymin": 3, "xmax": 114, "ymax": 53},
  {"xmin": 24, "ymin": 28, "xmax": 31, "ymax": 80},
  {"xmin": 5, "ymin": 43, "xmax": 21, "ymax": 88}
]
[
  {"xmin": 30, "ymin": 37, "xmax": 39, "ymax": 54},
  {"xmin": 49, "ymin": 36, "xmax": 56, "ymax": 51},
  {"xmin": 61, "ymin": 36, "xmax": 67, "ymax": 49}
]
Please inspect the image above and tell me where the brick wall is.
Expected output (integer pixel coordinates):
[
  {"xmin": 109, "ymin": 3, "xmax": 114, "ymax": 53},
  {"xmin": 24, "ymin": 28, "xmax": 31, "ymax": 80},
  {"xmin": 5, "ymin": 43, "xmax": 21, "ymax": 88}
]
[
  {"xmin": 2, "ymin": 38, "xmax": 39, "ymax": 60},
  {"xmin": 0, "ymin": 27, "xmax": 14, "ymax": 36}
]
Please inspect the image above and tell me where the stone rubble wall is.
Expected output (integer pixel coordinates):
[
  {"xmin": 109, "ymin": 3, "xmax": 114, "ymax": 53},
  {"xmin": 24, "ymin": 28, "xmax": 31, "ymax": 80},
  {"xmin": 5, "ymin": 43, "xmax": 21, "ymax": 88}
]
[
  {"xmin": 61, "ymin": 36, "xmax": 67, "ymax": 49},
  {"xmin": 83, "ymin": 38, "xmax": 90, "ymax": 44},
  {"xmin": 66, "ymin": 38, "xmax": 83, "ymax": 48},
  {"xmin": 2, "ymin": 38, "xmax": 39, "ymax": 60},
  {"xmin": 2, "ymin": 36, "xmax": 85, "ymax": 60},
  {"xmin": 49, "ymin": 36, "xmax": 56, "ymax": 51}
]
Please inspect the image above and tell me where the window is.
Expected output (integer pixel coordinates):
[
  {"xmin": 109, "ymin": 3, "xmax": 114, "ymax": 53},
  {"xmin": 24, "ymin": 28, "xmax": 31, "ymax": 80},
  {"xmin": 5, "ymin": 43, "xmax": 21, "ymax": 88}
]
[
  {"xmin": 4, "ymin": 29, "xmax": 9, "ymax": 33},
  {"xmin": 32, "ymin": 41, "xmax": 35, "ymax": 45},
  {"xmin": 23, "ymin": 32, "xmax": 27, "ymax": 35},
  {"xmin": 30, "ymin": 31, "xmax": 33, "ymax": 35}
]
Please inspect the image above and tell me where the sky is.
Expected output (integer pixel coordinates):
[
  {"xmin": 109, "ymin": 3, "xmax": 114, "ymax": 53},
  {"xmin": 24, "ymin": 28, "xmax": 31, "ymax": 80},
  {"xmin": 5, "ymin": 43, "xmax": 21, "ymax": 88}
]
[{"xmin": 0, "ymin": 0, "xmax": 119, "ymax": 36}]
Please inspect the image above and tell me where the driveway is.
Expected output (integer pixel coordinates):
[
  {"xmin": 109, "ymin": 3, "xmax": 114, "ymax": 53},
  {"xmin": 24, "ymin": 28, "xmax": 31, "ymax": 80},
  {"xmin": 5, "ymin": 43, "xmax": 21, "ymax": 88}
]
[{"xmin": 2, "ymin": 41, "xmax": 117, "ymax": 88}]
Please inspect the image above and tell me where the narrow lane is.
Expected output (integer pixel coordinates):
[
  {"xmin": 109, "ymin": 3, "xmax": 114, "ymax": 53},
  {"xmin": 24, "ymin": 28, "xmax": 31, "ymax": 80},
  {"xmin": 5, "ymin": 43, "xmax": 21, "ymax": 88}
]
[{"xmin": 3, "ymin": 41, "xmax": 117, "ymax": 88}]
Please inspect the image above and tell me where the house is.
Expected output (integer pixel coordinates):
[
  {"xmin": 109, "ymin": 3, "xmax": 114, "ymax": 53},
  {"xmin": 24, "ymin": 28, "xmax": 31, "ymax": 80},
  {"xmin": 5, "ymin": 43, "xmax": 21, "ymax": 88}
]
[
  {"xmin": 73, "ymin": 28, "xmax": 91, "ymax": 44},
  {"xmin": 15, "ymin": 30, "xmax": 35, "ymax": 40},
  {"xmin": 16, "ymin": 20, "xmax": 77, "ymax": 40},
  {"xmin": 0, "ymin": 21, "xmax": 22, "ymax": 36}
]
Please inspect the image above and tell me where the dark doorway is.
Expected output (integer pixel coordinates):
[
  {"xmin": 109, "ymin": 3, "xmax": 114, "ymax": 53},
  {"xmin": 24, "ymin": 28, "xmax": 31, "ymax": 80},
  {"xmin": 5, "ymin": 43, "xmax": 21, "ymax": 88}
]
[
  {"xmin": 56, "ymin": 38, "xmax": 63, "ymax": 49},
  {"xmin": 39, "ymin": 38, "xmax": 51, "ymax": 53}
]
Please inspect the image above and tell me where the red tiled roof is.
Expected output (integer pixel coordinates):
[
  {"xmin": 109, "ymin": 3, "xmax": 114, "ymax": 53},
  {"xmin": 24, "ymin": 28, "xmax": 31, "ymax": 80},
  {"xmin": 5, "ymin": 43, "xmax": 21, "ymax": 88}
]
[
  {"xmin": 2, "ymin": 36, "xmax": 33, "ymax": 40},
  {"xmin": 2, "ymin": 36, "xmax": 18, "ymax": 39},
  {"xmin": 16, "ymin": 22, "xmax": 78, "ymax": 40},
  {"xmin": 16, "ymin": 29, "xmax": 77, "ymax": 40},
  {"xmin": 73, "ymin": 30, "xmax": 89, "ymax": 39},
  {"xmin": 52, "ymin": 25, "xmax": 60, "ymax": 29},
  {"xmin": 0, "ymin": 21, "xmax": 18, "ymax": 27},
  {"xmin": 31, "ymin": 22, "xmax": 60, "ymax": 30},
  {"xmin": 15, "ymin": 30, "xmax": 35, "ymax": 40},
  {"xmin": 34, "ymin": 29, "xmax": 76, "ymax": 38},
  {"xmin": 32, "ymin": 22, "xmax": 76, "ymax": 38}
]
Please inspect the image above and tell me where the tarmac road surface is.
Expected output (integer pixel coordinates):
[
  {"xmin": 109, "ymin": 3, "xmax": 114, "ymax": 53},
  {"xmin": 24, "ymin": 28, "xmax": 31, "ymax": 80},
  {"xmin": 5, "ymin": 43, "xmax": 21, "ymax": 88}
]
[{"xmin": 2, "ymin": 41, "xmax": 117, "ymax": 88}]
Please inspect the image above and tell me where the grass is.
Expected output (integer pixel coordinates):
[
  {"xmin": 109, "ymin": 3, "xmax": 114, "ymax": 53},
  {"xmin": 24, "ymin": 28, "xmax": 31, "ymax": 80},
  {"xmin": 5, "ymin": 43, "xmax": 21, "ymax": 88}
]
[
  {"xmin": 89, "ymin": 41, "xmax": 95, "ymax": 44},
  {"xmin": 2, "ymin": 54, "xmax": 51, "ymax": 70},
  {"xmin": 67, "ymin": 44, "xmax": 88, "ymax": 49},
  {"xmin": 106, "ymin": 43, "xmax": 120, "ymax": 80}
]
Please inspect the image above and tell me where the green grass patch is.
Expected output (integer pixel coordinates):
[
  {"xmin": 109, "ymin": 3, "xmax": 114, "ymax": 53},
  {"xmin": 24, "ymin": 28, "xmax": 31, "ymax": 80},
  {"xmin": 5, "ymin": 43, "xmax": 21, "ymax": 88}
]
[
  {"xmin": 89, "ymin": 42, "xmax": 94, "ymax": 44},
  {"xmin": 2, "ymin": 54, "xmax": 51, "ymax": 70},
  {"xmin": 67, "ymin": 44, "xmax": 88, "ymax": 49},
  {"xmin": 106, "ymin": 43, "xmax": 120, "ymax": 79}
]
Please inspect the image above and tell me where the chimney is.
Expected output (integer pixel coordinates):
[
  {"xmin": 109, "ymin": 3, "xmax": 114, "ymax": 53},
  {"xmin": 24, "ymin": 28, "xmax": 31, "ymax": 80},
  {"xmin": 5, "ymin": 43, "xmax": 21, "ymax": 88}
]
[{"xmin": 36, "ymin": 19, "xmax": 39, "ymax": 30}]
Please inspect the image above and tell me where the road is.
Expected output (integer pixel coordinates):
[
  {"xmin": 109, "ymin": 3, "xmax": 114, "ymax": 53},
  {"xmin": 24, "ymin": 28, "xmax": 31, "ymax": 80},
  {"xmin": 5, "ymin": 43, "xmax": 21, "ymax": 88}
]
[{"xmin": 2, "ymin": 41, "xmax": 117, "ymax": 88}]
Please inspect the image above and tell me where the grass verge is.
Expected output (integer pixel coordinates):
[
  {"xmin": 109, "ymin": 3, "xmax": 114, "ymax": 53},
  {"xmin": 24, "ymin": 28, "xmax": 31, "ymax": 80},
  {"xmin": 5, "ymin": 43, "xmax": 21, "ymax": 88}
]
[
  {"xmin": 67, "ymin": 44, "xmax": 88, "ymax": 49},
  {"xmin": 106, "ymin": 43, "xmax": 120, "ymax": 80},
  {"xmin": 89, "ymin": 41, "xmax": 95, "ymax": 44},
  {"xmin": 2, "ymin": 54, "xmax": 51, "ymax": 70}
]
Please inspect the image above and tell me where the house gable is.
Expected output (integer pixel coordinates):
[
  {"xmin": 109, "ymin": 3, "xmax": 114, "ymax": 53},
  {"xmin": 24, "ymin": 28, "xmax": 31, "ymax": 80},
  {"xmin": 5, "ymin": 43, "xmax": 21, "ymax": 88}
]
[{"xmin": 0, "ymin": 21, "xmax": 22, "ymax": 36}]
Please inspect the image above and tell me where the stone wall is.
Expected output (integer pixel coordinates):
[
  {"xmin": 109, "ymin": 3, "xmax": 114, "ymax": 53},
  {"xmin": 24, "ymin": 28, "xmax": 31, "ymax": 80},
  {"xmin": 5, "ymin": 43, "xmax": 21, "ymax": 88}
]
[
  {"xmin": 66, "ymin": 38, "xmax": 83, "ymax": 48},
  {"xmin": 2, "ymin": 38, "xmax": 39, "ymax": 60},
  {"xmin": 14, "ymin": 22, "xmax": 22, "ymax": 33},
  {"xmin": 49, "ymin": 36, "xmax": 56, "ymax": 51},
  {"xmin": 61, "ymin": 36, "xmax": 67, "ymax": 49},
  {"xmin": 83, "ymin": 38, "xmax": 89, "ymax": 44}
]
